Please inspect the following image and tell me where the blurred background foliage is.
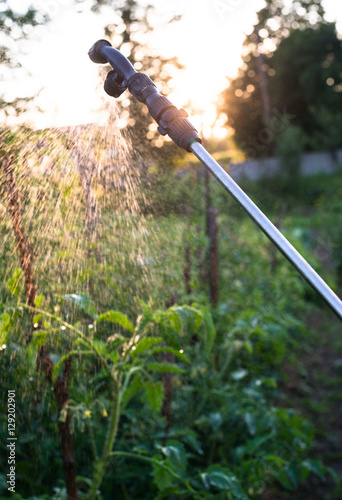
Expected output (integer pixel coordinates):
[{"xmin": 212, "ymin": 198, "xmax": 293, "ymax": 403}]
[{"xmin": 220, "ymin": 0, "xmax": 342, "ymax": 157}]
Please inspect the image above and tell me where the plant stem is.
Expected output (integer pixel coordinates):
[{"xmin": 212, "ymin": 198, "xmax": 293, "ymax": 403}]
[
  {"xmin": 22, "ymin": 304, "xmax": 116, "ymax": 384},
  {"xmin": 23, "ymin": 304, "xmax": 124, "ymax": 500},
  {"xmin": 110, "ymin": 451, "xmax": 198, "ymax": 495},
  {"xmin": 87, "ymin": 420, "xmax": 98, "ymax": 461},
  {"xmin": 86, "ymin": 378, "xmax": 121, "ymax": 500}
]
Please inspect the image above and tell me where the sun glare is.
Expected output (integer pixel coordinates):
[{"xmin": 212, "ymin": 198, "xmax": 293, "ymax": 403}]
[{"xmin": 3, "ymin": 0, "xmax": 341, "ymax": 137}]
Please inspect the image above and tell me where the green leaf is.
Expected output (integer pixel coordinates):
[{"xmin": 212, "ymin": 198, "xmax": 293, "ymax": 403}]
[
  {"xmin": 160, "ymin": 324, "xmax": 181, "ymax": 349},
  {"xmin": 147, "ymin": 362, "xmax": 184, "ymax": 374},
  {"xmin": 259, "ymin": 377, "xmax": 277, "ymax": 388},
  {"xmin": 34, "ymin": 294, "xmax": 44, "ymax": 307},
  {"xmin": 149, "ymin": 346, "xmax": 190, "ymax": 363},
  {"xmin": 300, "ymin": 459, "xmax": 327, "ymax": 482},
  {"xmin": 159, "ymin": 440, "xmax": 187, "ymax": 477},
  {"xmin": 135, "ymin": 307, "xmax": 154, "ymax": 334},
  {"xmin": 286, "ymin": 464, "xmax": 299, "ymax": 489},
  {"xmin": 201, "ymin": 466, "xmax": 248, "ymax": 499},
  {"xmin": 145, "ymin": 381, "xmax": 164, "ymax": 413},
  {"xmin": 92, "ymin": 340, "xmax": 109, "ymax": 356},
  {"xmin": 275, "ymin": 469, "xmax": 294, "ymax": 490},
  {"xmin": 52, "ymin": 352, "xmax": 74, "ymax": 384},
  {"xmin": 264, "ymin": 455, "xmax": 287, "ymax": 467},
  {"xmin": 209, "ymin": 412, "xmax": 223, "ymax": 432},
  {"xmin": 52, "ymin": 360, "xmax": 62, "ymax": 385},
  {"xmin": 200, "ymin": 307, "xmax": 216, "ymax": 358},
  {"xmin": 165, "ymin": 306, "xmax": 203, "ymax": 336},
  {"xmin": 6, "ymin": 269, "xmax": 23, "ymax": 297},
  {"xmin": 231, "ymin": 368, "xmax": 248, "ymax": 381},
  {"xmin": 97, "ymin": 310, "xmax": 134, "ymax": 332},
  {"xmin": 244, "ymin": 340, "xmax": 253, "ymax": 354},
  {"xmin": 33, "ymin": 314, "xmax": 43, "ymax": 326},
  {"xmin": 131, "ymin": 337, "xmax": 163, "ymax": 359},
  {"xmin": 182, "ymin": 432, "xmax": 203, "ymax": 455},
  {"xmin": 163, "ymin": 309, "xmax": 181, "ymax": 334},
  {"xmin": 244, "ymin": 412, "xmax": 257, "ymax": 436},
  {"xmin": 32, "ymin": 330, "xmax": 48, "ymax": 349},
  {"xmin": 120, "ymin": 374, "xmax": 143, "ymax": 410},
  {"xmin": 61, "ymin": 294, "xmax": 96, "ymax": 318},
  {"xmin": 0, "ymin": 312, "xmax": 13, "ymax": 345},
  {"xmin": 152, "ymin": 456, "xmax": 174, "ymax": 491},
  {"xmin": 245, "ymin": 432, "xmax": 274, "ymax": 455},
  {"xmin": 326, "ymin": 465, "xmax": 341, "ymax": 486}
]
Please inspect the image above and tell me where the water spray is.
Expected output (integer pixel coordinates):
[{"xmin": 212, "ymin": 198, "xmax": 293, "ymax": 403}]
[{"xmin": 89, "ymin": 39, "xmax": 342, "ymax": 321}]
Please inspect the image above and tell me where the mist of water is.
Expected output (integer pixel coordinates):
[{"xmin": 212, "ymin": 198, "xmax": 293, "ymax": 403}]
[{"xmin": 0, "ymin": 100, "xmax": 188, "ymax": 337}]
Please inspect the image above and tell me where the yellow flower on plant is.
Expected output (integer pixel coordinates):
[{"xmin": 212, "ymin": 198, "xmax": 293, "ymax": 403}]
[
  {"xmin": 103, "ymin": 408, "xmax": 108, "ymax": 417},
  {"xmin": 84, "ymin": 410, "xmax": 91, "ymax": 419}
]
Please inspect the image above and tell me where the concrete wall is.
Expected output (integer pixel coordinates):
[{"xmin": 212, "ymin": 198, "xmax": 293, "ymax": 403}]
[{"xmin": 229, "ymin": 149, "xmax": 342, "ymax": 182}]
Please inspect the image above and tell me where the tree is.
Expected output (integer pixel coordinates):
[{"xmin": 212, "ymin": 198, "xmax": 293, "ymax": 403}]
[
  {"xmin": 0, "ymin": 0, "xmax": 44, "ymax": 117},
  {"xmin": 91, "ymin": 0, "xmax": 185, "ymax": 161},
  {"xmin": 220, "ymin": 0, "xmax": 342, "ymax": 157},
  {"xmin": 271, "ymin": 23, "xmax": 342, "ymax": 151},
  {"xmin": 248, "ymin": 0, "xmax": 325, "ymax": 45}
]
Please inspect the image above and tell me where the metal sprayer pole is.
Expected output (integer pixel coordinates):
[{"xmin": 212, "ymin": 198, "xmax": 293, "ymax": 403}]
[
  {"xmin": 190, "ymin": 140, "xmax": 342, "ymax": 320},
  {"xmin": 88, "ymin": 39, "xmax": 342, "ymax": 321}
]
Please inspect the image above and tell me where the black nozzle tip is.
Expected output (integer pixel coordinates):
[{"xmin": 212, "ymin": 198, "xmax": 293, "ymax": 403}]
[{"xmin": 88, "ymin": 39, "xmax": 112, "ymax": 64}]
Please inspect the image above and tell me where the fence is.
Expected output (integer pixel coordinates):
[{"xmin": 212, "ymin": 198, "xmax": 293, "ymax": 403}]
[{"xmin": 229, "ymin": 149, "xmax": 342, "ymax": 182}]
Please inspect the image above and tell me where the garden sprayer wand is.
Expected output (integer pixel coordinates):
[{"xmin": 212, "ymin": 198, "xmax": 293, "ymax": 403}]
[{"xmin": 89, "ymin": 39, "xmax": 342, "ymax": 321}]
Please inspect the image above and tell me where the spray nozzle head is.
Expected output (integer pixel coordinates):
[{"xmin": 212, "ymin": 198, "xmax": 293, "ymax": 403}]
[
  {"xmin": 104, "ymin": 70, "xmax": 127, "ymax": 98},
  {"xmin": 88, "ymin": 39, "xmax": 112, "ymax": 64},
  {"xmin": 88, "ymin": 39, "xmax": 201, "ymax": 151},
  {"xmin": 88, "ymin": 39, "xmax": 136, "ymax": 82}
]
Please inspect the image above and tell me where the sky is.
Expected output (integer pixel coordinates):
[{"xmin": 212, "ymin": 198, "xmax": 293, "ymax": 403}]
[{"xmin": 2, "ymin": 0, "xmax": 342, "ymax": 133}]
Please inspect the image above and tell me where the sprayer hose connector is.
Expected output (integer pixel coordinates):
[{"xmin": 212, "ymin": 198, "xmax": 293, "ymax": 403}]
[{"xmin": 128, "ymin": 73, "xmax": 201, "ymax": 151}]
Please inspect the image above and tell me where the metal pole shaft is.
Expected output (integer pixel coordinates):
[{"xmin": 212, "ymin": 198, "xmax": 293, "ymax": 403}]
[{"xmin": 190, "ymin": 141, "xmax": 342, "ymax": 320}]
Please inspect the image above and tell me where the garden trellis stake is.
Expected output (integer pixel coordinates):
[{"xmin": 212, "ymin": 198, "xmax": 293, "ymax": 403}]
[{"xmin": 89, "ymin": 39, "xmax": 342, "ymax": 321}]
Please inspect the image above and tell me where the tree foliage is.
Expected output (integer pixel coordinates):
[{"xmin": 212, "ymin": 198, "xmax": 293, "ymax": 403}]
[
  {"xmin": 220, "ymin": 0, "xmax": 342, "ymax": 157},
  {"xmin": 1, "ymin": 127, "xmax": 339, "ymax": 499},
  {"xmin": 272, "ymin": 23, "xmax": 342, "ymax": 151},
  {"xmin": 0, "ymin": 0, "xmax": 45, "ymax": 116},
  {"xmin": 91, "ymin": 0, "xmax": 185, "ymax": 161}
]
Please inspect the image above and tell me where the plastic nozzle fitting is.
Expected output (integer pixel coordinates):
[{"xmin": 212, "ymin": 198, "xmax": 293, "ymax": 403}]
[
  {"xmin": 128, "ymin": 72, "xmax": 201, "ymax": 152},
  {"xmin": 88, "ymin": 39, "xmax": 202, "ymax": 151},
  {"xmin": 104, "ymin": 70, "xmax": 127, "ymax": 98},
  {"xmin": 88, "ymin": 39, "xmax": 112, "ymax": 64}
]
